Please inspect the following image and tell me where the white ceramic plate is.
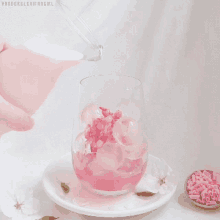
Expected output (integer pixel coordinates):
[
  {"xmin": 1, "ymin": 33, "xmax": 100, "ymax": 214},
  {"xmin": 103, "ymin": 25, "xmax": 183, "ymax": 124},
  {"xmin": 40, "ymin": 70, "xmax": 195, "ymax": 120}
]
[{"xmin": 42, "ymin": 153, "xmax": 177, "ymax": 217}]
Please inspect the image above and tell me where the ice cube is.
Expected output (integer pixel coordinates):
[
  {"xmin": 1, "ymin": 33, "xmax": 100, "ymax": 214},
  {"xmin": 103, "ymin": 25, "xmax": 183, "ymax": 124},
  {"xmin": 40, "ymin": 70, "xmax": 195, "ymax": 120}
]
[
  {"xmin": 84, "ymin": 141, "xmax": 92, "ymax": 154},
  {"xmin": 74, "ymin": 132, "xmax": 87, "ymax": 153},
  {"xmin": 125, "ymin": 143, "xmax": 147, "ymax": 160},
  {"xmin": 80, "ymin": 103, "xmax": 101, "ymax": 125},
  {"xmin": 117, "ymin": 157, "xmax": 143, "ymax": 174},
  {"xmin": 96, "ymin": 142, "xmax": 124, "ymax": 170},
  {"xmin": 73, "ymin": 152, "xmax": 87, "ymax": 170},
  {"xmin": 74, "ymin": 152, "xmax": 96, "ymax": 171},
  {"xmin": 96, "ymin": 152, "xmax": 119, "ymax": 170},
  {"xmin": 88, "ymin": 159, "xmax": 106, "ymax": 176},
  {"xmin": 112, "ymin": 117, "xmax": 143, "ymax": 148}
]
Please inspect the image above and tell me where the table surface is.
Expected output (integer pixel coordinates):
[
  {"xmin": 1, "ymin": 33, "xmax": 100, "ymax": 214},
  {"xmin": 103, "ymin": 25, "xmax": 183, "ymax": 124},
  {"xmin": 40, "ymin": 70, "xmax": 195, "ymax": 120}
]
[{"xmin": 0, "ymin": 1, "xmax": 220, "ymax": 219}]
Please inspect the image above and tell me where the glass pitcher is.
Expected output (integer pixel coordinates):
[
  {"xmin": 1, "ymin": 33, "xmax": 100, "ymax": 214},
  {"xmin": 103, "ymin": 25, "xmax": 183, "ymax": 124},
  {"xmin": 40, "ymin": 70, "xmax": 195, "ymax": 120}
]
[
  {"xmin": 56, "ymin": 1, "xmax": 103, "ymax": 61},
  {"xmin": 23, "ymin": 1, "xmax": 103, "ymax": 62},
  {"xmin": 72, "ymin": 75, "xmax": 148, "ymax": 196},
  {"xmin": 38, "ymin": 0, "xmax": 103, "ymax": 62}
]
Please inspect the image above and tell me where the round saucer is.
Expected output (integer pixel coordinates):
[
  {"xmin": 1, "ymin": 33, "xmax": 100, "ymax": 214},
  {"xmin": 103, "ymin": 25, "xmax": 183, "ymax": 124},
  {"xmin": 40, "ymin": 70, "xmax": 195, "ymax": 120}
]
[{"xmin": 42, "ymin": 153, "xmax": 177, "ymax": 217}]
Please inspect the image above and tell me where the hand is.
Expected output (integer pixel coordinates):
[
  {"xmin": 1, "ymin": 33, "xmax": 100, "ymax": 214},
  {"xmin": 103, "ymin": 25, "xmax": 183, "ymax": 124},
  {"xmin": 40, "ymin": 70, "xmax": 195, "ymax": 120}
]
[
  {"xmin": 0, "ymin": 95, "xmax": 34, "ymax": 137},
  {"xmin": 0, "ymin": 41, "xmax": 82, "ymax": 115},
  {"xmin": 0, "ymin": 38, "xmax": 82, "ymax": 137},
  {"xmin": 0, "ymin": 37, "xmax": 33, "ymax": 137}
]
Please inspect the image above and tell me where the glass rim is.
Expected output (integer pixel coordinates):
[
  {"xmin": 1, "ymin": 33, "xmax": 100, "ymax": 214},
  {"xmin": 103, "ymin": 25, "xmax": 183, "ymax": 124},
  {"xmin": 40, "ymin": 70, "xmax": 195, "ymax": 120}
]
[{"xmin": 80, "ymin": 74, "xmax": 142, "ymax": 89}]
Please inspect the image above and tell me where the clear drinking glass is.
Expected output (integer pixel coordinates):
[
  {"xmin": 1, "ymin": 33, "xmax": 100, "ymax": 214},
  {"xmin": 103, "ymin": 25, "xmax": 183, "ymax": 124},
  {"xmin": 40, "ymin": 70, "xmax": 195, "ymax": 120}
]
[{"xmin": 72, "ymin": 75, "xmax": 148, "ymax": 196}]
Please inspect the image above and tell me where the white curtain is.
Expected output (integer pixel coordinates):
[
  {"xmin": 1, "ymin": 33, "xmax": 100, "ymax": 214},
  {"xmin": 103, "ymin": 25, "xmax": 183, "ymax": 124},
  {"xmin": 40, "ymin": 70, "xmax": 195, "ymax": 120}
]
[
  {"xmin": 1, "ymin": 0, "xmax": 220, "ymax": 217},
  {"xmin": 143, "ymin": 0, "xmax": 220, "ymax": 182}
]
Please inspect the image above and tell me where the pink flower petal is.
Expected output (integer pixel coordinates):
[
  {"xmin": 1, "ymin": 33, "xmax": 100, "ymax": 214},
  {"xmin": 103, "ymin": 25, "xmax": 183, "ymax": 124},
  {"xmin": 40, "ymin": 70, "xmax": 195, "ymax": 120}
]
[{"xmin": 136, "ymin": 174, "xmax": 160, "ymax": 193}]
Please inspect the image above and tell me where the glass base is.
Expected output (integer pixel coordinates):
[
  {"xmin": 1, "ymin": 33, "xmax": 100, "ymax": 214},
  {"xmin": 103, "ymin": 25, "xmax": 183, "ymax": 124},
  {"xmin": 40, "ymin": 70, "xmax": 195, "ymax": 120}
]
[
  {"xmin": 93, "ymin": 188, "xmax": 131, "ymax": 197},
  {"xmin": 80, "ymin": 180, "xmax": 133, "ymax": 197}
]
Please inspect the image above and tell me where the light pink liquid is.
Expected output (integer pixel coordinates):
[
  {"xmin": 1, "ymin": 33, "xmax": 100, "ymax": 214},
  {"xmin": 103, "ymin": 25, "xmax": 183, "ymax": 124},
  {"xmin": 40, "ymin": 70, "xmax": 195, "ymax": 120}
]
[
  {"xmin": 73, "ymin": 152, "xmax": 147, "ymax": 192},
  {"xmin": 73, "ymin": 106, "xmax": 147, "ymax": 194}
]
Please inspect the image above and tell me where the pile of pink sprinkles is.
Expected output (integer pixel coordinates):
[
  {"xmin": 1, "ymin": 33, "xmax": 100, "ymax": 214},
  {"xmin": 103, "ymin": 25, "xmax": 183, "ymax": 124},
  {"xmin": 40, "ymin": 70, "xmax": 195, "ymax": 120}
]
[{"xmin": 186, "ymin": 170, "xmax": 220, "ymax": 207}]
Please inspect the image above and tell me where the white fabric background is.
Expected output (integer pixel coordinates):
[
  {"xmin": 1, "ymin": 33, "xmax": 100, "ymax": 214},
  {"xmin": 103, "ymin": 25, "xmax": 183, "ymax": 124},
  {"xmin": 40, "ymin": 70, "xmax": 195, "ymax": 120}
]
[{"xmin": 0, "ymin": 0, "xmax": 220, "ymax": 219}]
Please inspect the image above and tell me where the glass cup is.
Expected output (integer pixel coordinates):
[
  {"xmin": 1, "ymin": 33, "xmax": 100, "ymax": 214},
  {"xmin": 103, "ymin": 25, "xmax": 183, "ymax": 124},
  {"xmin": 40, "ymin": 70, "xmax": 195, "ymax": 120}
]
[{"xmin": 72, "ymin": 75, "xmax": 148, "ymax": 196}]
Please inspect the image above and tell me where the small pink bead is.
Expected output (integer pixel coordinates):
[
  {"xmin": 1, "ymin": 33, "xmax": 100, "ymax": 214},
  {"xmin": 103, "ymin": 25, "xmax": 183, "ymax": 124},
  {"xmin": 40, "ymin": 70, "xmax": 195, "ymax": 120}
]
[
  {"xmin": 189, "ymin": 195, "xmax": 200, "ymax": 200},
  {"xmin": 212, "ymin": 196, "xmax": 217, "ymax": 201},
  {"xmin": 192, "ymin": 189, "xmax": 199, "ymax": 195},
  {"xmin": 188, "ymin": 190, "xmax": 193, "ymax": 195},
  {"xmin": 197, "ymin": 180, "xmax": 202, "ymax": 185},
  {"xmin": 203, "ymin": 170, "xmax": 211, "ymax": 178},
  {"xmin": 196, "ymin": 198, "xmax": 202, "ymax": 203},
  {"xmin": 205, "ymin": 196, "xmax": 211, "ymax": 203},
  {"xmin": 197, "ymin": 187, "xmax": 204, "ymax": 192},
  {"xmin": 206, "ymin": 201, "xmax": 217, "ymax": 206},
  {"xmin": 201, "ymin": 189, "xmax": 208, "ymax": 197},
  {"xmin": 213, "ymin": 185, "xmax": 218, "ymax": 189},
  {"xmin": 194, "ymin": 171, "xmax": 200, "ymax": 176},
  {"xmin": 200, "ymin": 199, "xmax": 206, "ymax": 204}
]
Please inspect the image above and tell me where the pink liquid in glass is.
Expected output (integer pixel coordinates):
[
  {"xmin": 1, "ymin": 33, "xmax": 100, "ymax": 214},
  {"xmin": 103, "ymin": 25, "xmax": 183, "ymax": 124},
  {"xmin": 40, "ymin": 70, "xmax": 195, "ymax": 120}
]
[
  {"xmin": 73, "ymin": 106, "xmax": 147, "ymax": 195},
  {"xmin": 73, "ymin": 152, "xmax": 147, "ymax": 192}
]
